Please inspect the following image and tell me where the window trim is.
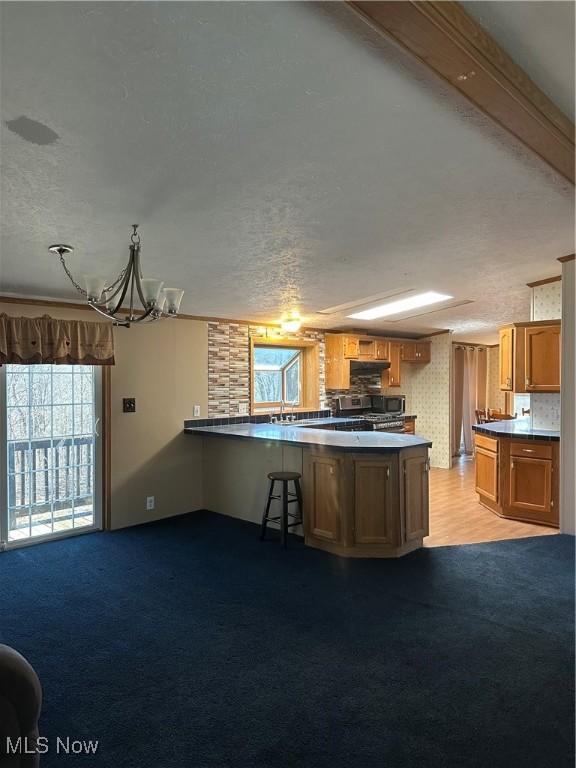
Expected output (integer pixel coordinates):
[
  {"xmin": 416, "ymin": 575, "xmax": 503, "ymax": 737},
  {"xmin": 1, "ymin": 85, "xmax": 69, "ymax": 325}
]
[{"xmin": 250, "ymin": 337, "xmax": 320, "ymax": 415}]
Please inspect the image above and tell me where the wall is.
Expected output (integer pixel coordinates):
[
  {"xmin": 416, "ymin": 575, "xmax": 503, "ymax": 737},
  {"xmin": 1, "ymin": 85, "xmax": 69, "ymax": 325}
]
[
  {"xmin": 0, "ymin": 300, "xmax": 208, "ymax": 529},
  {"xmin": 382, "ymin": 333, "xmax": 452, "ymax": 469},
  {"xmin": 529, "ymin": 279, "xmax": 562, "ymax": 430},
  {"xmin": 486, "ymin": 346, "xmax": 506, "ymax": 411},
  {"xmin": 559, "ymin": 261, "xmax": 575, "ymax": 535},
  {"xmin": 207, "ymin": 322, "xmax": 325, "ymax": 416}
]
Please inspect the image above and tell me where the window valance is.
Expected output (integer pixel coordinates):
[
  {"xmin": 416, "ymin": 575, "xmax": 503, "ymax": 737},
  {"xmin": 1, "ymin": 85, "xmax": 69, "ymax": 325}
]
[{"xmin": 0, "ymin": 314, "xmax": 115, "ymax": 366}]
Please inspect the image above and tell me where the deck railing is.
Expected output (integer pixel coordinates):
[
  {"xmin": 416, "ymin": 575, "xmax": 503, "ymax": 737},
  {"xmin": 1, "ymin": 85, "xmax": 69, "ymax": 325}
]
[{"xmin": 8, "ymin": 436, "xmax": 94, "ymax": 529}]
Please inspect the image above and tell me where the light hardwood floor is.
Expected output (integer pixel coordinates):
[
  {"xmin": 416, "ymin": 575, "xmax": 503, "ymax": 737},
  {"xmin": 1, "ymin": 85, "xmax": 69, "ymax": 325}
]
[{"xmin": 425, "ymin": 455, "xmax": 558, "ymax": 547}]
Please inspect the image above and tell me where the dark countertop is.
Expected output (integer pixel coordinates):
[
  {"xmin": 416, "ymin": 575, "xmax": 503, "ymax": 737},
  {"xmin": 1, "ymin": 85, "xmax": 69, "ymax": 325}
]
[
  {"xmin": 473, "ymin": 421, "xmax": 560, "ymax": 442},
  {"xmin": 184, "ymin": 422, "xmax": 432, "ymax": 452}
]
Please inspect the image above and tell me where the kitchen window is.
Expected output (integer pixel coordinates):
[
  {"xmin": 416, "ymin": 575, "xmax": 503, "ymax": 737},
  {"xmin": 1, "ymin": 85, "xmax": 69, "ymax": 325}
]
[
  {"xmin": 250, "ymin": 338, "xmax": 320, "ymax": 414},
  {"xmin": 253, "ymin": 346, "xmax": 302, "ymax": 406}
]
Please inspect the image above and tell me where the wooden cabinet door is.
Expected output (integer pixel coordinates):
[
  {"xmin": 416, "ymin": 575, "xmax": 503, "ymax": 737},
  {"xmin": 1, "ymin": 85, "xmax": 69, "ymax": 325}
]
[
  {"xmin": 358, "ymin": 339, "xmax": 375, "ymax": 360},
  {"xmin": 475, "ymin": 447, "xmax": 498, "ymax": 502},
  {"xmin": 386, "ymin": 342, "xmax": 401, "ymax": 387},
  {"xmin": 415, "ymin": 342, "xmax": 431, "ymax": 362},
  {"xmin": 343, "ymin": 336, "xmax": 359, "ymax": 359},
  {"xmin": 306, "ymin": 456, "xmax": 342, "ymax": 542},
  {"xmin": 375, "ymin": 339, "xmax": 389, "ymax": 361},
  {"xmin": 525, "ymin": 325, "xmax": 561, "ymax": 392},
  {"xmin": 401, "ymin": 341, "xmax": 417, "ymax": 362},
  {"xmin": 354, "ymin": 459, "xmax": 396, "ymax": 546},
  {"xmin": 403, "ymin": 455, "xmax": 429, "ymax": 541},
  {"xmin": 325, "ymin": 334, "xmax": 350, "ymax": 390},
  {"xmin": 499, "ymin": 327, "xmax": 514, "ymax": 390},
  {"xmin": 509, "ymin": 456, "xmax": 552, "ymax": 517}
]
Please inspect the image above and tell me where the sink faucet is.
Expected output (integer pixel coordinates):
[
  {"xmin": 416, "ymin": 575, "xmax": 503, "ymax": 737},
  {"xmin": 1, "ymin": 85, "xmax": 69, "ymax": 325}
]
[{"xmin": 279, "ymin": 399, "xmax": 286, "ymax": 423}]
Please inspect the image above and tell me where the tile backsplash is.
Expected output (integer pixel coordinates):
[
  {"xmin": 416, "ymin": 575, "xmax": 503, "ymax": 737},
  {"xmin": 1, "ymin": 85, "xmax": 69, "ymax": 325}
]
[
  {"xmin": 207, "ymin": 322, "xmax": 325, "ymax": 417},
  {"xmin": 531, "ymin": 393, "xmax": 561, "ymax": 431}
]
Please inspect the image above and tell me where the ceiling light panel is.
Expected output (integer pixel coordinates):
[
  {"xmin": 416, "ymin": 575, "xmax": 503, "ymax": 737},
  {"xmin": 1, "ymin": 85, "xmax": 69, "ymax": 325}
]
[{"xmin": 347, "ymin": 291, "xmax": 454, "ymax": 320}]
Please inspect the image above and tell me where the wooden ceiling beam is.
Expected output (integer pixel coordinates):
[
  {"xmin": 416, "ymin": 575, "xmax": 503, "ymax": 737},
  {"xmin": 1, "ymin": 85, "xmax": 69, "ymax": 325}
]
[{"xmin": 347, "ymin": 1, "xmax": 575, "ymax": 183}]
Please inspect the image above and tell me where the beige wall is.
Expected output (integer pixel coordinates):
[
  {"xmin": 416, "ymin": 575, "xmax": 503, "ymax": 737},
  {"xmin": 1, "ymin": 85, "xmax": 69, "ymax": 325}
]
[
  {"xmin": 486, "ymin": 346, "xmax": 506, "ymax": 412},
  {"xmin": 0, "ymin": 301, "xmax": 209, "ymax": 529}
]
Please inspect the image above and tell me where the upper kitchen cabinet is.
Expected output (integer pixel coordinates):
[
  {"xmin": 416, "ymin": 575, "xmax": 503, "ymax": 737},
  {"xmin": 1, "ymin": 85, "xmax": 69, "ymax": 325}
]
[
  {"xmin": 325, "ymin": 334, "xmax": 352, "ymax": 389},
  {"xmin": 401, "ymin": 341, "xmax": 431, "ymax": 363},
  {"xmin": 499, "ymin": 327, "xmax": 514, "ymax": 390},
  {"xmin": 343, "ymin": 336, "xmax": 360, "ymax": 359},
  {"xmin": 385, "ymin": 341, "xmax": 402, "ymax": 387},
  {"xmin": 499, "ymin": 320, "xmax": 561, "ymax": 393}
]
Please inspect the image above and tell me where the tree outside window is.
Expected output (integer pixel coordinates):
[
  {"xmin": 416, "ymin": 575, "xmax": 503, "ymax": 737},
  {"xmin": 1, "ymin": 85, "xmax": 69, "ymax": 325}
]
[{"xmin": 253, "ymin": 346, "xmax": 301, "ymax": 406}]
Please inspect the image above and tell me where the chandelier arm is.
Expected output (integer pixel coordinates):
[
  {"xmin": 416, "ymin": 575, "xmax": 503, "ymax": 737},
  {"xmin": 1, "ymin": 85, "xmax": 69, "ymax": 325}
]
[
  {"xmin": 132, "ymin": 244, "xmax": 150, "ymax": 310},
  {"xmin": 103, "ymin": 266, "xmax": 129, "ymax": 296},
  {"xmin": 88, "ymin": 301, "xmax": 129, "ymax": 327},
  {"xmin": 103, "ymin": 248, "xmax": 135, "ymax": 307},
  {"xmin": 106, "ymin": 250, "xmax": 136, "ymax": 318},
  {"xmin": 130, "ymin": 304, "xmax": 157, "ymax": 323},
  {"xmin": 59, "ymin": 253, "xmax": 88, "ymax": 297}
]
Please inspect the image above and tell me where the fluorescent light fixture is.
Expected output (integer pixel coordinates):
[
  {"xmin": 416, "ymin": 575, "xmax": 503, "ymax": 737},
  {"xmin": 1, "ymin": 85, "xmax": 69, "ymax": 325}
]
[{"xmin": 347, "ymin": 291, "xmax": 453, "ymax": 320}]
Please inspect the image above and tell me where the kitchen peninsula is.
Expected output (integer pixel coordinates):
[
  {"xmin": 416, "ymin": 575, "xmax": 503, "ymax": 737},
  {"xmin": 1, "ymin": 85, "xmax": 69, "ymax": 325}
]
[{"xmin": 185, "ymin": 421, "xmax": 432, "ymax": 558}]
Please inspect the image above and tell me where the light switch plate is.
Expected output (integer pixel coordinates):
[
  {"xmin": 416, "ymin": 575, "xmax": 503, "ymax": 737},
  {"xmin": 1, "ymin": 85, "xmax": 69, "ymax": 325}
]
[
  {"xmin": 146, "ymin": 496, "xmax": 155, "ymax": 511},
  {"xmin": 239, "ymin": 403, "xmax": 248, "ymax": 415},
  {"xmin": 123, "ymin": 398, "xmax": 136, "ymax": 413},
  {"xmin": 193, "ymin": 405, "xmax": 201, "ymax": 417}
]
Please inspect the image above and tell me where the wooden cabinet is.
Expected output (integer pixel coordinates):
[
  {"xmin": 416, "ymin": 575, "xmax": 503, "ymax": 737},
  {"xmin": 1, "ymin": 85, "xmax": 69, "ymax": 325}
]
[
  {"xmin": 304, "ymin": 454, "xmax": 343, "ymax": 543},
  {"xmin": 375, "ymin": 339, "xmax": 389, "ymax": 361},
  {"xmin": 353, "ymin": 459, "xmax": 396, "ymax": 546},
  {"xmin": 401, "ymin": 341, "xmax": 431, "ymax": 363},
  {"xmin": 475, "ymin": 447, "xmax": 498, "ymax": 503},
  {"xmin": 326, "ymin": 333, "xmax": 431, "ymax": 390},
  {"xmin": 303, "ymin": 447, "xmax": 429, "ymax": 557},
  {"xmin": 499, "ymin": 321, "xmax": 560, "ymax": 393},
  {"xmin": 403, "ymin": 418, "xmax": 415, "ymax": 434},
  {"xmin": 499, "ymin": 327, "xmax": 514, "ymax": 390},
  {"xmin": 403, "ymin": 454, "xmax": 429, "ymax": 541},
  {"xmin": 385, "ymin": 341, "xmax": 401, "ymax": 387},
  {"xmin": 474, "ymin": 431, "xmax": 558, "ymax": 526},
  {"xmin": 525, "ymin": 324, "xmax": 561, "ymax": 392},
  {"xmin": 343, "ymin": 336, "xmax": 359, "ymax": 359},
  {"xmin": 509, "ymin": 456, "xmax": 553, "ymax": 520}
]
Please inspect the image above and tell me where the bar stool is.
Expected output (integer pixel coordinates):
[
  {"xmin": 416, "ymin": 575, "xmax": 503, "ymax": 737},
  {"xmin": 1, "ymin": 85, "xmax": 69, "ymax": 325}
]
[{"xmin": 260, "ymin": 471, "xmax": 303, "ymax": 548}]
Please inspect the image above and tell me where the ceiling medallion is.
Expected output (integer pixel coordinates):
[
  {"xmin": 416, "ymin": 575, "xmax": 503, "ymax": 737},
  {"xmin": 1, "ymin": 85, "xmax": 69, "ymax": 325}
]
[{"xmin": 50, "ymin": 224, "xmax": 184, "ymax": 327}]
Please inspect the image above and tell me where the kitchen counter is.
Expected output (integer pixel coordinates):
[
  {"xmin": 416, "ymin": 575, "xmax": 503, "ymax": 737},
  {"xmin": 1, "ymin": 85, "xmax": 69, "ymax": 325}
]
[
  {"xmin": 185, "ymin": 417, "xmax": 432, "ymax": 558},
  {"xmin": 184, "ymin": 421, "xmax": 431, "ymax": 452},
  {"xmin": 472, "ymin": 420, "xmax": 560, "ymax": 442}
]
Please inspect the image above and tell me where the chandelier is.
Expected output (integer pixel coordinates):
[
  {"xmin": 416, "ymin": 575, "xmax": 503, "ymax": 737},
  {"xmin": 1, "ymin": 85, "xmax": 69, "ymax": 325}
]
[{"xmin": 49, "ymin": 224, "xmax": 184, "ymax": 327}]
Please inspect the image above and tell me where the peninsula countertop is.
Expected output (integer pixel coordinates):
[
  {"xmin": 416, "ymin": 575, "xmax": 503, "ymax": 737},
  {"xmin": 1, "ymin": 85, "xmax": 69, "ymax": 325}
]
[
  {"xmin": 184, "ymin": 421, "xmax": 432, "ymax": 452},
  {"xmin": 472, "ymin": 420, "xmax": 560, "ymax": 442}
]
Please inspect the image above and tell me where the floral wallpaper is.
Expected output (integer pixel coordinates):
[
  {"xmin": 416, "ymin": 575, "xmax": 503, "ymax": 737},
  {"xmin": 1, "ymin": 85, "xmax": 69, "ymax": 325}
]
[
  {"xmin": 382, "ymin": 333, "xmax": 452, "ymax": 469},
  {"xmin": 486, "ymin": 346, "xmax": 506, "ymax": 411},
  {"xmin": 530, "ymin": 279, "xmax": 562, "ymax": 430}
]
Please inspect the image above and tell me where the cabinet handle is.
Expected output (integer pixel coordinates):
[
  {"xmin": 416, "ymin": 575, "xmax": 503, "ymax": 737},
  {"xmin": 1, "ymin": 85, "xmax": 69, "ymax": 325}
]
[
  {"xmin": 522, "ymin": 448, "xmax": 534, "ymax": 453},
  {"xmin": 511, "ymin": 460, "xmax": 515, "ymax": 469},
  {"xmin": 390, "ymin": 376, "xmax": 394, "ymax": 383},
  {"xmin": 526, "ymin": 377, "xmax": 531, "ymax": 388},
  {"xmin": 386, "ymin": 467, "xmax": 390, "ymax": 478}
]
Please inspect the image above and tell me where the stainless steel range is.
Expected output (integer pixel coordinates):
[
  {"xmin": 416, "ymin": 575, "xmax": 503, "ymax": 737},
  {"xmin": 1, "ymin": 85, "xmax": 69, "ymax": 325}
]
[{"xmin": 335, "ymin": 395, "xmax": 407, "ymax": 433}]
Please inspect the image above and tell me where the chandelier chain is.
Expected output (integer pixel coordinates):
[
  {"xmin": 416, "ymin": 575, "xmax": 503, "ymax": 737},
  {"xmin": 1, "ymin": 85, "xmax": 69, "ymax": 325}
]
[{"xmin": 59, "ymin": 253, "xmax": 88, "ymax": 297}]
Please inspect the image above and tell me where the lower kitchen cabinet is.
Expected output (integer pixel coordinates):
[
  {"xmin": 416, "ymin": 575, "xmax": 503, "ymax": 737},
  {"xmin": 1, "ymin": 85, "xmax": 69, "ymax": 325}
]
[
  {"xmin": 473, "ymin": 433, "xmax": 558, "ymax": 526},
  {"xmin": 305, "ymin": 454, "xmax": 343, "ymax": 543},
  {"xmin": 303, "ymin": 447, "xmax": 429, "ymax": 557},
  {"xmin": 403, "ymin": 454, "xmax": 429, "ymax": 540}
]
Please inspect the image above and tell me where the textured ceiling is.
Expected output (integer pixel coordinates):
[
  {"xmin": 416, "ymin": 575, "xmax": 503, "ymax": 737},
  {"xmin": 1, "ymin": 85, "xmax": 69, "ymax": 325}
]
[{"xmin": 1, "ymin": 1, "xmax": 574, "ymax": 344}]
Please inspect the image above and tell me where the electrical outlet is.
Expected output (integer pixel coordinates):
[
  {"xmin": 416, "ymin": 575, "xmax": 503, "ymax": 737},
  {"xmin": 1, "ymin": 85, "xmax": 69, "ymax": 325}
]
[
  {"xmin": 193, "ymin": 405, "xmax": 201, "ymax": 417},
  {"xmin": 123, "ymin": 398, "xmax": 136, "ymax": 413},
  {"xmin": 146, "ymin": 496, "xmax": 155, "ymax": 511},
  {"xmin": 239, "ymin": 403, "xmax": 248, "ymax": 415}
]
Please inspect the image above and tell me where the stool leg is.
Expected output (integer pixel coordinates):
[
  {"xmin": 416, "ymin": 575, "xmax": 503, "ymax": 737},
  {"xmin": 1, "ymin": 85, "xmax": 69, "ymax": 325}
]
[
  {"xmin": 294, "ymin": 478, "xmax": 303, "ymax": 527},
  {"xmin": 281, "ymin": 480, "xmax": 288, "ymax": 548},
  {"xmin": 261, "ymin": 479, "xmax": 275, "ymax": 541}
]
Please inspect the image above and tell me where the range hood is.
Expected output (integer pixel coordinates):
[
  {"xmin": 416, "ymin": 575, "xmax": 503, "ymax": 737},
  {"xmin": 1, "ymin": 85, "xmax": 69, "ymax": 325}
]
[{"xmin": 350, "ymin": 360, "xmax": 391, "ymax": 375}]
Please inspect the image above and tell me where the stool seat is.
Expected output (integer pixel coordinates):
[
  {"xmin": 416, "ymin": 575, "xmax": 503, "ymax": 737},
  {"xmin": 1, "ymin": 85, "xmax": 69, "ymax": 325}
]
[{"xmin": 267, "ymin": 471, "xmax": 302, "ymax": 482}]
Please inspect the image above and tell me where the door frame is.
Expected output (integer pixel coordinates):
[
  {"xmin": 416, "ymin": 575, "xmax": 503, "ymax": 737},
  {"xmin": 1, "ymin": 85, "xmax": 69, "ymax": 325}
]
[{"xmin": 0, "ymin": 364, "xmax": 108, "ymax": 550}]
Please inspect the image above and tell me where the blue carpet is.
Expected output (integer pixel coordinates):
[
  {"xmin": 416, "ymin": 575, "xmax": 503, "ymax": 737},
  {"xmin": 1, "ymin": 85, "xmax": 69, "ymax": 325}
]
[{"xmin": 0, "ymin": 511, "xmax": 574, "ymax": 768}]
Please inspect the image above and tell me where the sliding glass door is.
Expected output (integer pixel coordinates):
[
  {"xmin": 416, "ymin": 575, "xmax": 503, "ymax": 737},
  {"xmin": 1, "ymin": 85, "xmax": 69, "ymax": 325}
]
[{"xmin": 0, "ymin": 364, "xmax": 102, "ymax": 548}]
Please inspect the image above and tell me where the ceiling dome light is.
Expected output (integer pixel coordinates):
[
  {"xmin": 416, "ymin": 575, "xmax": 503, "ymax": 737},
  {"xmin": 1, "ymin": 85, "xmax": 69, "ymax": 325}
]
[
  {"xmin": 280, "ymin": 311, "xmax": 302, "ymax": 333},
  {"xmin": 50, "ymin": 225, "xmax": 185, "ymax": 328}
]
